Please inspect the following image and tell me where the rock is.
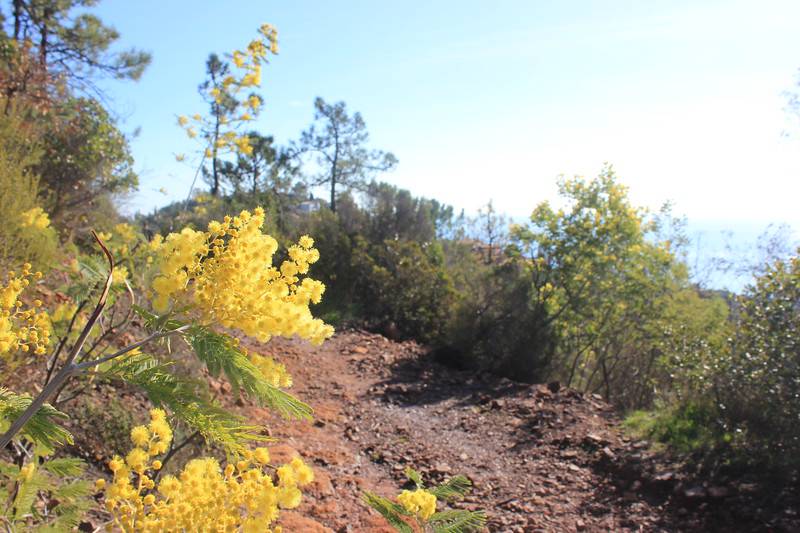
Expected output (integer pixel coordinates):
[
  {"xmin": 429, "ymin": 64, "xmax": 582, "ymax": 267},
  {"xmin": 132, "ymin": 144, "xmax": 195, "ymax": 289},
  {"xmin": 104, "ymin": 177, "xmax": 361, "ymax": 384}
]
[
  {"xmin": 433, "ymin": 463, "xmax": 452, "ymax": 474},
  {"xmin": 738, "ymin": 483, "xmax": 759, "ymax": 494},
  {"xmin": 490, "ymin": 398, "xmax": 506, "ymax": 409},
  {"xmin": 267, "ymin": 443, "xmax": 300, "ymax": 464},
  {"xmin": 684, "ymin": 485, "xmax": 707, "ymax": 500},
  {"xmin": 654, "ymin": 471, "xmax": 675, "ymax": 483},
  {"xmin": 587, "ymin": 503, "xmax": 610, "ymax": 516},
  {"xmin": 708, "ymin": 486, "xmax": 730, "ymax": 499},
  {"xmin": 576, "ymin": 518, "xmax": 587, "ymax": 531},
  {"xmin": 584, "ymin": 433, "xmax": 608, "ymax": 446},
  {"xmin": 308, "ymin": 470, "xmax": 335, "ymax": 496}
]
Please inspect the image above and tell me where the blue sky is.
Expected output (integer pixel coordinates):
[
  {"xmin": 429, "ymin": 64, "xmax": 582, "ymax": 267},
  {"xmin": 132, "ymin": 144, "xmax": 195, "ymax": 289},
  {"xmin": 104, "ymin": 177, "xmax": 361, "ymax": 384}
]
[{"xmin": 95, "ymin": 0, "xmax": 799, "ymax": 266}]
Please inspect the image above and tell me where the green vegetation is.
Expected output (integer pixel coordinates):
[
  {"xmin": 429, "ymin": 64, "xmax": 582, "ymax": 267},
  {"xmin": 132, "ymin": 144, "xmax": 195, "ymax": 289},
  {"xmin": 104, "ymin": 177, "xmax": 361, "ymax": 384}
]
[
  {"xmin": 143, "ymin": 127, "xmax": 798, "ymax": 473},
  {"xmin": 0, "ymin": 0, "xmax": 797, "ymax": 528},
  {"xmin": 363, "ymin": 467, "xmax": 486, "ymax": 533},
  {"xmin": 624, "ymin": 402, "xmax": 724, "ymax": 455}
]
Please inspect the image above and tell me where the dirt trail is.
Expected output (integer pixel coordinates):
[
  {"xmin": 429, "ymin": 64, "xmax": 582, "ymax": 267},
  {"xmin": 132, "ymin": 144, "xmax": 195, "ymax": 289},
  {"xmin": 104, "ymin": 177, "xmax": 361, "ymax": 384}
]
[{"xmin": 246, "ymin": 330, "xmax": 797, "ymax": 533}]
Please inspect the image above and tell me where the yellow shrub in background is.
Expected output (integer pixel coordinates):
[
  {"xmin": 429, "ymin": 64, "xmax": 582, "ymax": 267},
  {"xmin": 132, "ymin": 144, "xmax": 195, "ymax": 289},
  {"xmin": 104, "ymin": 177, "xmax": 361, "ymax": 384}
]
[
  {"xmin": 0, "ymin": 110, "xmax": 57, "ymax": 271},
  {"xmin": 0, "ymin": 264, "xmax": 50, "ymax": 365}
]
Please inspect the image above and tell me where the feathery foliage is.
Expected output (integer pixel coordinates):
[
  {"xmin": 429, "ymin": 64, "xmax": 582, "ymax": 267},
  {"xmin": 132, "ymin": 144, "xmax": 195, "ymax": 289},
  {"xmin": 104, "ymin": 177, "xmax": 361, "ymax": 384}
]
[
  {"xmin": 183, "ymin": 325, "xmax": 313, "ymax": 420},
  {"xmin": 362, "ymin": 491, "xmax": 414, "ymax": 533},
  {"xmin": 102, "ymin": 353, "xmax": 270, "ymax": 453},
  {"xmin": 404, "ymin": 466, "xmax": 424, "ymax": 489},
  {"xmin": 428, "ymin": 510, "xmax": 488, "ymax": 533},
  {"xmin": 430, "ymin": 475, "xmax": 473, "ymax": 502},
  {"xmin": 363, "ymin": 469, "xmax": 486, "ymax": 532},
  {"xmin": 0, "ymin": 388, "xmax": 72, "ymax": 450},
  {"xmin": 40, "ymin": 458, "xmax": 85, "ymax": 478},
  {"xmin": 0, "ymin": 456, "xmax": 91, "ymax": 532}
]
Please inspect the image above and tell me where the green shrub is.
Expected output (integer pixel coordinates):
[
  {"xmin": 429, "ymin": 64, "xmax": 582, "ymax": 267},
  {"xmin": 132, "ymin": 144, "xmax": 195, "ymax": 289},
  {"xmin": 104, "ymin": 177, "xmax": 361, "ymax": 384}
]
[
  {"xmin": 638, "ymin": 249, "xmax": 800, "ymax": 470},
  {"xmin": 441, "ymin": 261, "xmax": 554, "ymax": 381},
  {"xmin": 624, "ymin": 401, "xmax": 724, "ymax": 454},
  {"xmin": 295, "ymin": 208, "xmax": 360, "ymax": 322},
  {"xmin": 713, "ymin": 250, "xmax": 800, "ymax": 460},
  {"xmin": 352, "ymin": 237, "xmax": 455, "ymax": 342}
]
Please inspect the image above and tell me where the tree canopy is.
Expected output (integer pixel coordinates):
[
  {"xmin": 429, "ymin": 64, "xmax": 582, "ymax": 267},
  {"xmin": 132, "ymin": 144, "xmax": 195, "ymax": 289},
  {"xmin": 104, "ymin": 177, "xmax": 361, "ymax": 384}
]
[{"xmin": 294, "ymin": 97, "xmax": 397, "ymax": 212}]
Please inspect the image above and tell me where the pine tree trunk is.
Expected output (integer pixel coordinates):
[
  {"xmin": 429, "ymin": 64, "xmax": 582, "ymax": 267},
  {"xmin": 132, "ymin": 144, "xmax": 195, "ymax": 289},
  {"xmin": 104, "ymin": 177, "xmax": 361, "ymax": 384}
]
[{"xmin": 12, "ymin": 0, "xmax": 22, "ymax": 41}]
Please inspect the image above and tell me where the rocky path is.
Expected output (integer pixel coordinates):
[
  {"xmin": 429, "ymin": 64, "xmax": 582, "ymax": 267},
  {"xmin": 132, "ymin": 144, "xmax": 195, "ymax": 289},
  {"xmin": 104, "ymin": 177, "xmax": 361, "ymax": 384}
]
[{"xmin": 247, "ymin": 330, "xmax": 798, "ymax": 532}]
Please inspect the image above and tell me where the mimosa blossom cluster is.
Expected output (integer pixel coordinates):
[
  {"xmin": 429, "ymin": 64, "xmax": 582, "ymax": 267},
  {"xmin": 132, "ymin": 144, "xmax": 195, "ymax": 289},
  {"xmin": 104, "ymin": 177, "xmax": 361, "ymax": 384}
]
[
  {"xmin": 103, "ymin": 409, "xmax": 314, "ymax": 532},
  {"xmin": 149, "ymin": 207, "xmax": 333, "ymax": 345},
  {"xmin": 397, "ymin": 488, "xmax": 437, "ymax": 520},
  {"xmin": 19, "ymin": 207, "xmax": 50, "ymax": 230}
]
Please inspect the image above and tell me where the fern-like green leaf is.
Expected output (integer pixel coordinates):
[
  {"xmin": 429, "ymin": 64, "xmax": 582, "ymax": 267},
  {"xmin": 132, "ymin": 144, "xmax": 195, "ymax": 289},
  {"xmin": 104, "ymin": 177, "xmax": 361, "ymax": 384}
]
[
  {"xmin": 131, "ymin": 305, "xmax": 185, "ymax": 334},
  {"xmin": 40, "ymin": 489, "xmax": 94, "ymax": 533},
  {"xmin": 0, "ymin": 388, "xmax": 73, "ymax": 449},
  {"xmin": 65, "ymin": 255, "xmax": 127, "ymax": 303},
  {"xmin": 362, "ymin": 491, "xmax": 413, "ymax": 533},
  {"xmin": 429, "ymin": 510, "xmax": 487, "ymax": 533},
  {"xmin": 0, "ymin": 459, "xmax": 19, "ymax": 477},
  {"xmin": 172, "ymin": 402, "xmax": 271, "ymax": 454},
  {"xmin": 102, "ymin": 352, "xmax": 197, "ymax": 407},
  {"xmin": 431, "ymin": 475, "xmax": 473, "ymax": 502},
  {"xmin": 131, "ymin": 310, "xmax": 313, "ymax": 420},
  {"xmin": 184, "ymin": 326, "xmax": 312, "ymax": 420},
  {"xmin": 12, "ymin": 471, "xmax": 48, "ymax": 521},
  {"xmin": 404, "ymin": 467, "xmax": 424, "ymax": 489},
  {"xmin": 51, "ymin": 479, "xmax": 92, "ymax": 500},
  {"xmin": 41, "ymin": 458, "xmax": 85, "ymax": 478},
  {"xmin": 103, "ymin": 353, "xmax": 270, "ymax": 453}
]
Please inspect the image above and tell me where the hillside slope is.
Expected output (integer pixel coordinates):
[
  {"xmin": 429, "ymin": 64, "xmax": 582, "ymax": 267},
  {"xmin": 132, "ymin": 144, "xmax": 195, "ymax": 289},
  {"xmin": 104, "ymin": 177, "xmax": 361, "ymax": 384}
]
[{"xmin": 247, "ymin": 330, "xmax": 799, "ymax": 532}]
